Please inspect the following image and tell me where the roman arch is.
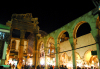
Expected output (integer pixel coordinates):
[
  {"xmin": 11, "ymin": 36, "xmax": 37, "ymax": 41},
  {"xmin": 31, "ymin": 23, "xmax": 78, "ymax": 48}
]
[{"xmin": 38, "ymin": 9, "xmax": 100, "ymax": 69}]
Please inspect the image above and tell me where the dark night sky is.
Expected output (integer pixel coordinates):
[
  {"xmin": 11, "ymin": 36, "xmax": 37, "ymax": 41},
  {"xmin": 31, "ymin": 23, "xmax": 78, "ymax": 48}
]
[{"xmin": 0, "ymin": 0, "xmax": 96, "ymax": 34}]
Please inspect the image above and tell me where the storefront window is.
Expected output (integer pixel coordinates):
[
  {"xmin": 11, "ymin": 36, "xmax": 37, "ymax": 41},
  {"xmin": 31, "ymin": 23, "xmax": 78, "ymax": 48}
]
[{"xmin": 40, "ymin": 42, "xmax": 45, "ymax": 65}]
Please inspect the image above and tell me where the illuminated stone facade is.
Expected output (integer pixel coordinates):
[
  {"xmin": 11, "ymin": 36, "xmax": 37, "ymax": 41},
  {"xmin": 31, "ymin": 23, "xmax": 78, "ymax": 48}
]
[
  {"xmin": 4, "ymin": 8, "xmax": 100, "ymax": 69},
  {"xmin": 37, "ymin": 9, "xmax": 100, "ymax": 69},
  {"xmin": 9, "ymin": 38, "xmax": 28, "ymax": 58}
]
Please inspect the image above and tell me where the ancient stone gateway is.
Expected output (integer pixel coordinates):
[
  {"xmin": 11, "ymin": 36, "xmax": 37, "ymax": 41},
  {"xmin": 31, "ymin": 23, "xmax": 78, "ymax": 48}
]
[
  {"xmin": 6, "ymin": 13, "xmax": 41, "ymax": 69},
  {"xmin": 37, "ymin": 9, "xmax": 100, "ymax": 69}
]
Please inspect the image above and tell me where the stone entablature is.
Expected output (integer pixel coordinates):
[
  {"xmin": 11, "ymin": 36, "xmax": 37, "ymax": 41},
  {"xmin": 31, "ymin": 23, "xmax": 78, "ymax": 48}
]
[
  {"xmin": 6, "ymin": 13, "xmax": 40, "ymax": 69},
  {"xmin": 11, "ymin": 13, "xmax": 39, "ymax": 33},
  {"xmin": 12, "ymin": 13, "xmax": 32, "ymax": 22}
]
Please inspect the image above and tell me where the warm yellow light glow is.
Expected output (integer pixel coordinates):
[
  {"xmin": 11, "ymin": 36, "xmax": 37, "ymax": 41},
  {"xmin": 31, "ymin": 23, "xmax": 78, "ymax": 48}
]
[
  {"xmin": 46, "ymin": 57, "xmax": 50, "ymax": 65},
  {"xmin": 9, "ymin": 59, "xmax": 13, "ymax": 64},
  {"xmin": 8, "ymin": 58, "xmax": 17, "ymax": 67},
  {"xmin": 40, "ymin": 58, "xmax": 45, "ymax": 65},
  {"xmin": 27, "ymin": 58, "xmax": 33, "ymax": 66},
  {"xmin": 66, "ymin": 62, "xmax": 73, "ymax": 68},
  {"xmin": 84, "ymin": 51, "xmax": 91, "ymax": 62},
  {"xmin": 30, "ymin": 60, "xmax": 32, "ymax": 66},
  {"xmin": 76, "ymin": 60, "xmax": 83, "ymax": 67}
]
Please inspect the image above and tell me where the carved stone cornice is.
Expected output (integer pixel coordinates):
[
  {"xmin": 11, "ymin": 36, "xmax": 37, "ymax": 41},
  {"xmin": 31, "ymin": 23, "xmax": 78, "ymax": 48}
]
[{"xmin": 11, "ymin": 14, "xmax": 39, "ymax": 33}]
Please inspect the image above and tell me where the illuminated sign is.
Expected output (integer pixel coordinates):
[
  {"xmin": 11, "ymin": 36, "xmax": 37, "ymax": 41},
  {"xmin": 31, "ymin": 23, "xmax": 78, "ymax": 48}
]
[{"xmin": 91, "ymin": 51, "xmax": 97, "ymax": 55}]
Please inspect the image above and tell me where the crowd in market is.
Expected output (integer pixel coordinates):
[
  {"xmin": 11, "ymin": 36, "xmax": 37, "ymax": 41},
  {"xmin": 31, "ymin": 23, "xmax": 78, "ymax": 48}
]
[{"xmin": 0, "ymin": 63, "xmax": 98, "ymax": 69}]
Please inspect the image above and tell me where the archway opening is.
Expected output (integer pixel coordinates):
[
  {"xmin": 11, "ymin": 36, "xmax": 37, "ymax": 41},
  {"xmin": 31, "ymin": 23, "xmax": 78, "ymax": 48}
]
[
  {"xmin": 73, "ymin": 22, "xmax": 98, "ymax": 68},
  {"xmin": 84, "ymin": 50, "xmax": 99, "ymax": 68},
  {"xmin": 76, "ymin": 23, "xmax": 91, "ymax": 37},
  {"xmin": 46, "ymin": 37, "xmax": 56, "ymax": 66},
  {"xmin": 58, "ymin": 31, "xmax": 72, "ymax": 68},
  {"xmin": 39, "ymin": 42, "xmax": 45, "ymax": 65},
  {"xmin": 60, "ymin": 31, "xmax": 69, "ymax": 43},
  {"xmin": 60, "ymin": 53, "xmax": 68, "ymax": 66}
]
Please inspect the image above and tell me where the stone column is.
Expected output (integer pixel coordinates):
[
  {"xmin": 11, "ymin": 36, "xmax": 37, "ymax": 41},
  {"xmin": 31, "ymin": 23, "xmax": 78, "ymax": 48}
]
[
  {"xmin": 96, "ymin": 44, "xmax": 100, "ymax": 68},
  {"xmin": 32, "ymin": 55, "xmax": 35, "ymax": 68},
  {"xmin": 33, "ymin": 34, "xmax": 40, "ymax": 69},
  {"xmin": 33, "ymin": 35, "xmax": 36, "ymax": 68},
  {"xmin": 36, "ymin": 50, "xmax": 38, "ymax": 68},
  {"xmin": 69, "ymin": 38, "xmax": 76, "ymax": 69},
  {"xmin": 18, "ymin": 30, "xmax": 25, "ymax": 69},
  {"xmin": 55, "ymin": 45, "xmax": 59, "ymax": 69},
  {"xmin": 57, "ymin": 43, "xmax": 60, "ymax": 68},
  {"xmin": 44, "ymin": 41, "xmax": 48, "ymax": 69},
  {"xmin": 36, "ymin": 34, "xmax": 41, "ymax": 66},
  {"xmin": 37, "ymin": 42, "xmax": 40, "ymax": 66},
  {"xmin": 37, "ymin": 49, "xmax": 40, "ymax": 65},
  {"xmin": 91, "ymin": 28, "xmax": 100, "ymax": 68},
  {"xmin": 98, "ymin": 19, "xmax": 100, "ymax": 68},
  {"xmin": 56, "ymin": 50, "xmax": 59, "ymax": 69},
  {"xmin": 72, "ymin": 49, "xmax": 76, "ymax": 69},
  {"xmin": 45, "ymin": 51, "xmax": 48, "ymax": 69}
]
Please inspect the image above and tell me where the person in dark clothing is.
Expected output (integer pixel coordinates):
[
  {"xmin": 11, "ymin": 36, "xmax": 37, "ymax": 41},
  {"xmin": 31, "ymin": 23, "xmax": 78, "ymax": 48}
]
[
  {"xmin": 32, "ymin": 65, "xmax": 35, "ymax": 69},
  {"xmin": 50, "ymin": 65, "xmax": 53, "ymax": 69},
  {"xmin": 61, "ymin": 65, "xmax": 64, "ymax": 69},
  {"xmin": 64, "ymin": 66, "xmax": 68, "ymax": 69},
  {"xmin": 37, "ymin": 65, "xmax": 40, "ymax": 69}
]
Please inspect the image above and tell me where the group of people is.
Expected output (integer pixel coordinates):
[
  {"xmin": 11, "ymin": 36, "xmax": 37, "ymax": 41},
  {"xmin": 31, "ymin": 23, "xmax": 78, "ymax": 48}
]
[
  {"xmin": 22, "ymin": 65, "xmax": 44, "ymax": 69},
  {"xmin": 77, "ymin": 66, "xmax": 99, "ymax": 69},
  {"xmin": 59, "ymin": 65, "xmax": 68, "ymax": 69},
  {"xmin": 48, "ymin": 65, "xmax": 68, "ymax": 69}
]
